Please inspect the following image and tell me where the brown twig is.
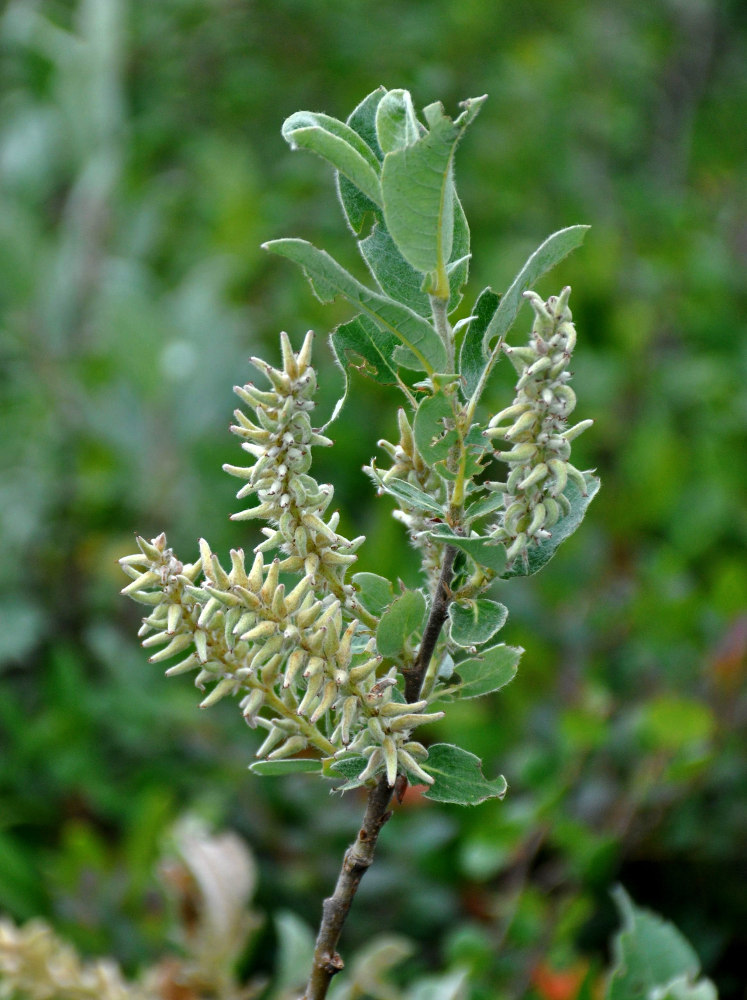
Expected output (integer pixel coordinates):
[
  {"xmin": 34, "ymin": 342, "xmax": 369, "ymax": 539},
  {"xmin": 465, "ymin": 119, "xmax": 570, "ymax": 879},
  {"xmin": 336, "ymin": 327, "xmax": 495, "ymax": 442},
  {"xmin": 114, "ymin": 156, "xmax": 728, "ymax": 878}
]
[
  {"xmin": 405, "ymin": 544, "xmax": 458, "ymax": 702},
  {"xmin": 302, "ymin": 544, "xmax": 458, "ymax": 999},
  {"xmin": 302, "ymin": 774, "xmax": 393, "ymax": 999}
]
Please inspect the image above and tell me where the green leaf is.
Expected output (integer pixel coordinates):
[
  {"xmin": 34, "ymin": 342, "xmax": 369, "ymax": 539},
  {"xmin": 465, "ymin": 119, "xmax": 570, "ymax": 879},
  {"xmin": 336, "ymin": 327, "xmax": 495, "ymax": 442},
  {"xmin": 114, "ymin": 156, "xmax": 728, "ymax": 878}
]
[
  {"xmin": 337, "ymin": 87, "xmax": 386, "ymax": 234},
  {"xmin": 360, "ymin": 222, "xmax": 431, "ymax": 316},
  {"xmin": 376, "ymin": 588, "xmax": 427, "ymax": 657},
  {"xmin": 425, "ymin": 527, "xmax": 507, "ymax": 575},
  {"xmin": 606, "ymin": 887, "xmax": 716, "ymax": 1000},
  {"xmin": 459, "ymin": 286, "xmax": 500, "ymax": 399},
  {"xmin": 449, "ymin": 599, "xmax": 508, "ymax": 647},
  {"xmin": 375, "ymin": 88, "xmax": 421, "ymax": 153},
  {"xmin": 422, "ymin": 744, "xmax": 507, "ymax": 805},
  {"xmin": 353, "ymin": 572, "xmax": 394, "ymax": 617},
  {"xmin": 466, "ymin": 226, "xmax": 590, "ymax": 407},
  {"xmin": 446, "ymin": 194, "xmax": 471, "ymax": 314},
  {"xmin": 452, "ymin": 643, "xmax": 521, "ymax": 699},
  {"xmin": 481, "ymin": 225, "xmax": 590, "ymax": 355},
  {"xmin": 375, "ymin": 476, "xmax": 446, "ymax": 516},
  {"xmin": 464, "ymin": 489, "xmax": 505, "ymax": 522},
  {"xmin": 249, "ymin": 759, "xmax": 322, "ymax": 776},
  {"xmin": 413, "ymin": 391, "xmax": 458, "ymax": 465},
  {"xmin": 502, "ymin": 474, "xmax": 600, "ymax": 578},
  {"xmin": 282, "ymin": 110, "xmax": 383, "ymax": 207},
  {"xmin": 330, "ymin": 313, "xmax": 402, "ymax": 386},
  {"xmin": 360, "ymin": 171, "xmax": 470, "ymax": 318},
  {"xmin": 335, "ymin": 89, "xmax": 471, "ymax": 315},
  {"xmin": 381, "ymin": 96, "xmax": 486, "ymax": 295},
  {"xmin": 326, "ymin": 754, "xmax": 368, "ymax": 791},
  {"xmin": 263, "ymin": 238, "xmax": 446, "ymax": 372}
]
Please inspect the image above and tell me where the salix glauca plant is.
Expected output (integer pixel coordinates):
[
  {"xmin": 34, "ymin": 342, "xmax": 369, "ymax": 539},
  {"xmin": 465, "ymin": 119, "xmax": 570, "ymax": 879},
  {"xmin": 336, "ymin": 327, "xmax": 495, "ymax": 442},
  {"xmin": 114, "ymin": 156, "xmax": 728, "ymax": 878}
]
[{"xmin": 120, "ymin": 87, "xmax": 599, "ymax": 999}]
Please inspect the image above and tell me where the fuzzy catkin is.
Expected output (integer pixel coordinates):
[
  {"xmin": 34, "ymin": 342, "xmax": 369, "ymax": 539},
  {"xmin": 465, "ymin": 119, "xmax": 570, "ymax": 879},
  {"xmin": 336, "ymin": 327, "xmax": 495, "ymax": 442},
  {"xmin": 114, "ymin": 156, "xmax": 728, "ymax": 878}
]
[
  {"xmin": 485, "ymin": 288, "xmax": 593, "ymax": 566},
  {"xmin": 367, "ymin": 408, "xmax": 446, "ymax": 588},
  {"xmin": 224, "ymin": 329, "xmax": 364, "ymax": 595},
  {"xmin": 119, "ymin": 334, "xmax": 441, "ymax": 788}
]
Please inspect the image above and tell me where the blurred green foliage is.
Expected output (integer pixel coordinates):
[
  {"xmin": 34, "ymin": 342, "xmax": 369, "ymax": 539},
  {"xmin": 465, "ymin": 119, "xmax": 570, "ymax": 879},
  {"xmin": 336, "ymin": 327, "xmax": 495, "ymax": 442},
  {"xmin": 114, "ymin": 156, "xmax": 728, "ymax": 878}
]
[{"xmin": 1, "ymin": 0, "xmax": 745, "ymax": 997}]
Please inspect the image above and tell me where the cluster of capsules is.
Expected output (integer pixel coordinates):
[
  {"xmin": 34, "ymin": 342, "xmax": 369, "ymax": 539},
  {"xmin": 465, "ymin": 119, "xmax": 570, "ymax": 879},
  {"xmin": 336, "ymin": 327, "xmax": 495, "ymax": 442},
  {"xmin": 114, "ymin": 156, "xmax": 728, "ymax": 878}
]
[
  {"xmin": 120, "ymin": 534, "xmax": 440, "ymax": 784},
  {"xmin": 484, "ymin": 287, "xmax": 593, "ymax": 566},
  {"xmin": 368, "ymin": 408, "xmax": 445, "ymax": 588},
  {"xmin": 120, "ymin": 334, "xmax": 442, "ymax": 787},
  {"xmin": 223, "ymin": 330, "xmax": 363, "ymax": 594}
]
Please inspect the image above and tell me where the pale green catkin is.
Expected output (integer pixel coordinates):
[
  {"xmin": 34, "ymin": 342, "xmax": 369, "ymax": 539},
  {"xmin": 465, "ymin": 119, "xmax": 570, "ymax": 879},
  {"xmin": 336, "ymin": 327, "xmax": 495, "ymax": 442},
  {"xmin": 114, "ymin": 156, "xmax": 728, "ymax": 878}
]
[{"xmin": 484, "ymin": 288, "xmax": 593, "ymax": 567}]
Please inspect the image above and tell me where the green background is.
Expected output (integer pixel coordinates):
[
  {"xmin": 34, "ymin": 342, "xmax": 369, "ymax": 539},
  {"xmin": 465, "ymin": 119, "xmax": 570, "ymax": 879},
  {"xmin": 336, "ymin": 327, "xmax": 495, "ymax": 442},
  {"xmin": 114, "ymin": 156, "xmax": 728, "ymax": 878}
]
[{"xmin": 1, "ymin": 0, "xmax": 745, "ymax": 996}]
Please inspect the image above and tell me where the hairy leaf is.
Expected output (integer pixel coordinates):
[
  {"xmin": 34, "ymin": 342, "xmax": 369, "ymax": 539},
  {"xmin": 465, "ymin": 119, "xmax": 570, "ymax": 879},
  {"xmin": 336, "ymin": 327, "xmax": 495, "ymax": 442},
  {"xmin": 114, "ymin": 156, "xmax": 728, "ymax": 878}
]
[
  {"xmin": 459, "ymin": 286, "xmax": 500, "ymax": 399},
  {"xmin": 374, "ymin": 476, "xmax": 446, "ymax": 516},
  {"xmin": 381, "ymin": 96, "xmax": 485, "ymax": 295},
  {"xmin": 452, "ymin": 644, "xmax": 521, "ymax": 699},
  {"xmin": 376, "ymin": 589, "xmax": 427, "ymax": 657},
  {"xmin": 502, "ymin": 474, "xmax": 600, "ymax": 579},
  {"xmin": 359, "ymin": 222, "xmax": 431, "ymax": 316},
  {"xmin": 282, "ymin": 110, "xmax": 382, "ymax": 207},
  {"xmin": 466, "ymin": 226, "xmax": 590, "ymax": 406},
  {"xmin": 326, "ymin": 754, "xmax": 368, "ymax": 791},
  {"xmin": 481, "ymin": 225, "xmax": 590, "ymax": 355},
  {"xmin": 426, "ymin": 527, "xmax": 507, "ymax": 575},
  {"xmin": 375, "ymin": 88, "xmax": 421, "ymax": 153},
  {"xmin": 263, "ymin": 238, "xmax": 446, "ymax": 372},
  {"xmin": 330, "ymin": 313, "xmax": 401, "ymax": 385},
  {"xmin": 337, "ymin": 87, "xmax": 386, "ymax": 234},
  {"xmin": 449, "ymin": 599, "xmax": 508, "ymax": 647},
  {"xmin": 353, "ymin": 572, "xmax": 394, "ymax": 617},
  {"xmin": 249, "ymin": 759, "xmax": 322, "ymax": 776},
  {"xmin": 464, "ymin": 489, "xmax": 505, "ymax": 522},
  {"xmin": 413, "ymin": 391, "xmax": 458, "ymax": 466},
  {"xmin": 422, "ymin": 743, "xmax": 507, "ymax": 805}
]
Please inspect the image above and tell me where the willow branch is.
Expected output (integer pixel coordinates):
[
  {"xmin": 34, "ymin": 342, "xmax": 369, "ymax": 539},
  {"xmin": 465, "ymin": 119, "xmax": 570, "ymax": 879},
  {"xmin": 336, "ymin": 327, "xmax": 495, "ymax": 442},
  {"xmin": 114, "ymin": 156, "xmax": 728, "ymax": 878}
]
[
  {"xmin": 404, "ymin": 543, "xmax": 457, "ymax": 702},
  {"xmin": 302, "ymin": 543, "xmax": 458, "ymax": 999},
  {"xmin": 302, "ymin": 774, "xmax": 393, "ymax": 1000}
]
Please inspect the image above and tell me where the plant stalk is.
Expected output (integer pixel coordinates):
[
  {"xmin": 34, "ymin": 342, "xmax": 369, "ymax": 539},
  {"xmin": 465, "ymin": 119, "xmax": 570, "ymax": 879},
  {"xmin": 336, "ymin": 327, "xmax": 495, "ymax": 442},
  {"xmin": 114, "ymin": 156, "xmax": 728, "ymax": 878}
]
[{"xmin": 301, "ymin": 544, "xmax": 458, "ymax": 999}]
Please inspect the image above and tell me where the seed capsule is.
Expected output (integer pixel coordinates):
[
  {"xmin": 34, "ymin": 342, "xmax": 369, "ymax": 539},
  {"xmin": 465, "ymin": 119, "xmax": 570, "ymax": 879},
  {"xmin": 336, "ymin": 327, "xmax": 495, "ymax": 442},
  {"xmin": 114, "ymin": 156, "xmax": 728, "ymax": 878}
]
[{"xmin": 200, "ymin": 677, "xmax": 236, "ymax": 709}]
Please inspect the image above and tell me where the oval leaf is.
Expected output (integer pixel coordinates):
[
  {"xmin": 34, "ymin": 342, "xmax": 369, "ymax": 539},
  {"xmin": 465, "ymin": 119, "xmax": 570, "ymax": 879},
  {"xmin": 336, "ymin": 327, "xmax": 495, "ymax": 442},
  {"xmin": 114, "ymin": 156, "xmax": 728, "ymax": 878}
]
[
  {"xmin": 375, "ymin": 88, "xmax": 420, "ymax": 153},
  {"xmin": 382, "ymin": 96, "xmax": 485, "ymax": 293},
  {"xmin": 459, "ymin": 286, "xmax": 500, "ymax": 399},
  {"xmin": 422, "ymin": 743, "xmax": 507, "ymax": 805},
  {"xmin": 330, "ymin": 313, "xmax": 402, "ymax": 386},
  {"xmin": 413, "ymin": 392, "xmax": 458, "ymax": 465},
  {"xmin": 449, "ymin": 599, "xmax": 508, "ymax": 647},
  {"xmin": 502, "ymin": 474, "xmax": 600, "ymax": 578},
  {"xmin": 282, "ymin": 110, "xmax": 382, "ymax": 207},
  {"xmin": 453, "ymin": 643, "xmax": 521, "ymax": 699},
  {"xmin": 425, "ymin": 527, "xmax": 507, "ymax": 575},
  {"xmin": 249, "ymin": 759, "xmax": 322, "ymax": 776},
  {"xmin": 336, "ymin": 87, "xmax": 386, "ymax": 234},
  {"xmin": 465, "ymin": 225, "xmax": 590, "ymax": 406},
  {"xmin": 326, "ymin": 754, "xmax": 368, "ymax": 791},
  {"xmin": 480, "ymin": 225, "xmax": 590, "ymax": 355},
  {"xmin": 263, "ymin": 238, "xmax": 447, "ymax": 373},
  {"xmin": 375, "ymin": 476, "xmax": 446, "ymax": 516},
  {"xmin": 353, "ymin": 572, "xmax": 394, "ymax": 617},
  {"xmin": 376, "ymin": 589, "xmax": 427, "ymax": 658}
]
